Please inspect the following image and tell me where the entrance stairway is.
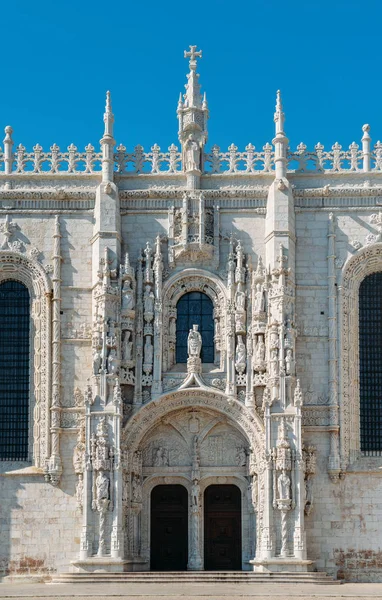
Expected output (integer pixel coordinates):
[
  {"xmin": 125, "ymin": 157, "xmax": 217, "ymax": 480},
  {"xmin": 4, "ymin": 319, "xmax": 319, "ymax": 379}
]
[{"xmin": 51, "ymin": 570, "xmax": 341, "ymax": 584}]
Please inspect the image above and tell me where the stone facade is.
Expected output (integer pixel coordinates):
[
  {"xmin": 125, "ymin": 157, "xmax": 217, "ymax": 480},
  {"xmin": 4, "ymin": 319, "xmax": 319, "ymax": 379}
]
[{"xmin": 1, "ymin": 47, "xmax": 382, "ymax": 582}]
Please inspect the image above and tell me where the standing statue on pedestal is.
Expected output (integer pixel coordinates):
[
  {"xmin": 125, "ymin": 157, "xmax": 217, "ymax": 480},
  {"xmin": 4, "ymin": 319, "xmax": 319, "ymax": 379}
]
[
  {"xmin": 254, "ymin": 283, "xmax": 265, "ymax": 313},
  {"xmin": 188, "ymin": 324, "xmax": 202, "ymax": 358},
  {"xmin": 277, "ymin": 470, "xmax": 291, "ymax": 500}
]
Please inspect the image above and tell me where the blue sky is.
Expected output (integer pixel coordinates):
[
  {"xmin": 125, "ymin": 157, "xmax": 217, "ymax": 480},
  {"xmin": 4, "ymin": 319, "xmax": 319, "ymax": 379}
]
[{"xmin": 3, "ymin": 0, "xmax": 381, "ymax": 153}]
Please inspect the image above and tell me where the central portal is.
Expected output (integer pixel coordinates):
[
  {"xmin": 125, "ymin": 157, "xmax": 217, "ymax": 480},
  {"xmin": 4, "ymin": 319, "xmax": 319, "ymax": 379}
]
[
  {"xmin": 150, "ymin": 484, "xmax": 188, "ymax": 571},
  {"xmin": 204, "ymin": 484, "xmax": 242, "ymax": 571}
]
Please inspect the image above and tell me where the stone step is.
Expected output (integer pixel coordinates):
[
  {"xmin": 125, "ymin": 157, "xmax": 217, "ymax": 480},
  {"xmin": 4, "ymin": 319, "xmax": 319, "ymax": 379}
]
[{"xmin": 51, "ymin": 571, "xmax": 340, "ymax": 585}]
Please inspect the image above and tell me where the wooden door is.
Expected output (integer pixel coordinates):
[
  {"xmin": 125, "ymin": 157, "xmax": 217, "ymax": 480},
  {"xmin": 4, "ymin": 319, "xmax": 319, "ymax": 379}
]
[
  {"xmin": 150, "ymin": 484, "xmax": 188, "ymax": 571},
  {"xmin": 204, "ymin": 484, "xmax": 241, "ymax": 571}
]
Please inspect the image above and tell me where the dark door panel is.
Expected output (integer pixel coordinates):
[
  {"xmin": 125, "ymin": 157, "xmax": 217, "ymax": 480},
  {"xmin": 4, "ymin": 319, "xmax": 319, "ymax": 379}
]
[
  {"xmin": 204, "ymin": 484, "xmax": 241, "ymax": 571},
  {"xmin": 150, "ymin": 484, "xmax": 188, "ymax": 571}
]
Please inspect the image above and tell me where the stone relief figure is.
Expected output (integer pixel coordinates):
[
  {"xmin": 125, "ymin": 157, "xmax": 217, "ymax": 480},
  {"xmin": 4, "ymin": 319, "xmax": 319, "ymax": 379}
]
[
  {"xmin": 144, "ymin": 337, "xmax": 153, "ymax": 365},
  {"xmin": 96, "ymin": 471, "xmax": 109, "ymax": 502},
  {"xmin": 251, "ymin": 475, "xmax": 258, "ymax": 509},
  {"xmin": 122, "ymin": 330, "xmax": 133, "ymax": 362},
  {"xmin": 153, "ymin": 446, "xmax": 169, "ymax": 467},
  {"xmin": 122, "ymin": 280, "xmax": 135, "ymax": 311},
  {"xmin": 256, "ymin": 335, "xmax": 266, "ymax": 363},
  {"xmin": 235, "ymin": 335, "xmax": 246, "ymax": 374},
  {"xmin": 187, "ymin": 324, "xmax": 202, "ymax": 358},
  {"xmin": 235, "ymin": 311, "xmax": 246, "ymax": 332},
  {"xmin": 254, "ymin": 283, "xmax": 265, "ymax": 312},
  {"xmin": 144, "ymin": 285, "xmax": 155, "ymax": 317},
  {"xmin": 277, "ymin": 470, "xmax": 291, "ymax": 500},
  {"xmin": 76, "ymin": 474, "xmax": 84, "ymax": 509},
  {"xmin": 93, "ymin": 347, "xmax": 102, "ymax": 375},
  {"xmin": 285, "ymin": 348, "xmax": 295, "ymax": 376},
  {"xmin": 236, "ymin": 446, "xmax": 247, "ymax": 467},
  {"xmin": 107, "ymin": 348, "xmax": 119, "ymax": 375},
  {"xmin": 185, "ymin": 133, "xmax": 200, "ymax": 172}
]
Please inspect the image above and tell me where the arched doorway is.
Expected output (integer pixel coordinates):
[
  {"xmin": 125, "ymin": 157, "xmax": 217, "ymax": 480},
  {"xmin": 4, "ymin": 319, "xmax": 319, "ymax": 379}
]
[
  {"xmin": 204, "ymin": 484, "xmax": 242, "ymax": 570},
  {"xmin": 150, "ymin": 484, "xmax": 188, "ymax": 571}
]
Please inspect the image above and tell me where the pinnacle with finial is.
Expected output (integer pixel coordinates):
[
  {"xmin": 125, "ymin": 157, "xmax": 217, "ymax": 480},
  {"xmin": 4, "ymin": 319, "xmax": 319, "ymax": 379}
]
[{"xmin": 184, "ymin": 45, "xmax": 202, "ymax": 71}]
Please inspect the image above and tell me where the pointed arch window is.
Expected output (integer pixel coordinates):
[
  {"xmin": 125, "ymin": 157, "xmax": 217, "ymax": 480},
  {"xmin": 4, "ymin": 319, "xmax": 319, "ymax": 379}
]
[
  {"xmin": 359, "ymin": 272, "xmax": 382, "ymax": 453},
  {"xmin": 176, "ymin": 292, "xmax": 214, "ymax": 364},
  {"xmin": 0, "ymin": 280, "xmax": 30, "ymax": 460}
]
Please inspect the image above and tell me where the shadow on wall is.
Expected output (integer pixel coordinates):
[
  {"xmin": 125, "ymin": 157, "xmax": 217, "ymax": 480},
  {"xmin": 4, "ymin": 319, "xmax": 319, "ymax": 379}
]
[{"xmin": 0, "ymin": 446, "xmax": 80, "ymax": 580}]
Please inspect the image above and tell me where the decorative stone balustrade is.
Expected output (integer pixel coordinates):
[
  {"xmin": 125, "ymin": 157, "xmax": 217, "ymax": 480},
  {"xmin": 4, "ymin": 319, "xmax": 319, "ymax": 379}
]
[{"xmin": 1, "ymin": 132, "xmax": 382, "ymax": 175}]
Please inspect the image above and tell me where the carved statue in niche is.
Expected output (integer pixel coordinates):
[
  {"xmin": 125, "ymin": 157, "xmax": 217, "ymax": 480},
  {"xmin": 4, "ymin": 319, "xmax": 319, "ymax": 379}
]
[
  {"xmin": 277, "ymin": 470, "xmax": 291, "ymax": 500},
  {"xmin": 254, "ymin": 283, "xmax": 265, "ymax": 313},
  {"xmin": 256, "ymin": 335, "xmax": 266, "ymax": 364},
  {"xmin": 122, "ymin": 330, "xmax": 133, "ymax": 362},
  {"xmin": 285, "ymin": 348, "xmax": 295, "ymax": 376},
  {"xmin": 96, "ymin": 471, "xmax": 109, "ymax": 502},
  {"xmin": 235, "ymin": 288, "xmax": 245, "ymax": 311},
  {"xmin": 270, "ymin": 347, "xmax": 279, "ymax": 376},
  {"xmin": 144, "ymin": 285, "xmax": 155, "ymax": 317},
  {"xmin": 188, "ymin": 324, "xmax": 202, "ymax": 358},
  {"xmin": 93, "ymin": 347, "xmax": 102, "ymax": 375},
  {"xmin": 76, "ymin": 474, "xmax": 84, "ymax": 509},
  {"xmin": 122, "ymin": 280, "xmax": 135, "ymax": 311},
  {"xmin": 107, "ymin": 348, "xmax": 119, "ymax": 375},
  {"xmin": 144, "ymin": 336, "xmax": 153, "ymax": 365},
  {"xmin": 236, "ymin": 446, "xmax": 247, "ymax": 467},
  {"xmin": 235, "ymin": 335, "xmax": 246, "ymax": 374},
  {"xmin": 185, "ymin": 133, "xmax": 200, "ymax": 172},
  {"xmin": 132, "ymin": 474, "xmax": 142, "ymax": 503},
  {"xmin": 235, "ymin": 311, "xmax": 246, "ymax": 333}
]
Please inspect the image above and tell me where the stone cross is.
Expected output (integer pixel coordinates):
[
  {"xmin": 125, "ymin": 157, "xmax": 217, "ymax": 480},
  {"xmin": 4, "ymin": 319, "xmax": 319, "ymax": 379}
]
[{"xmin": 184, "ymin": 45, "xmax": 202, "ymax": 70}]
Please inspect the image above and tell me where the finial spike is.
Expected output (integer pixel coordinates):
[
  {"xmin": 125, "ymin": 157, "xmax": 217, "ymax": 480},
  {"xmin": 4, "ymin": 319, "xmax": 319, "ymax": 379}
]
[{"xmin": 106, "ymin": 90, "xmax": 112, "ymax": 112}]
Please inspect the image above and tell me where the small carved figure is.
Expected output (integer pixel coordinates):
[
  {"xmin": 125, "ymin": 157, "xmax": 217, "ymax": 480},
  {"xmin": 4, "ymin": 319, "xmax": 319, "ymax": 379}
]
[
  {"xmin": 236, "ymin": 446, "xmax": 247, "ymax": 467},
  {"xmin": 93, "ymin": 348, "xmax": 102, "ymax": 375},
  {"xmin": 96, "ymin": 471, "xmax": 109, "ymax": 502},
  {"xmin": 122, "ymin": 280, "xmax": 135, "ymax": 311},
  {"xmin": 107, "ymin": 348, "xmax": 119, "ymax": 375},
  {"xmin": 277, "ymin": 470, "xmax": 291, "ymax": 500},
  {"xmin": 191, "ymin": 479, "xmax": 200, "ymax": 507},
  {"xmin": 285, "ymin": 348, "xmax": 295, "ymax": 376},
  {"xmin": 76, "ymin": 475, "xmax": 84, "ymax": 509},
  {"xmin": 256, "ymin": 335, "xmax": 266, "ymax": 363},
  {"xmin": 185, "ymin": 133, "xmax": 200, "ymax": 172},
  {"xmin": 251, "ymin": 475, "xmax": 258, "ymax": 509},
  {"xmin": 169, "ymin": 319, "xmax": 176, "ymax": 337},
  {"xmin": 235, "ymin": 335, "xmax": 246, "ymax": 374},
  {"xmin": 254, "ymin": 283, "xmax": 265, "ymax": 312},
  {"xmin": 235, "ymin": 311, "xmax": 246, "ymax": 332},
  {"xmin": 144, "ymin": 284, "xmax": 155, "ymax": 315},
  {"xmin": 122, "ymin": 330, "xmax": 133, "ymax": 362},
  {"xmin": 144, "ymin": 337, "xmax": 153, "ymax": 365},
  {"xmin": 187, "ymin": 324, "xmax": 202, "ymax": 358}
]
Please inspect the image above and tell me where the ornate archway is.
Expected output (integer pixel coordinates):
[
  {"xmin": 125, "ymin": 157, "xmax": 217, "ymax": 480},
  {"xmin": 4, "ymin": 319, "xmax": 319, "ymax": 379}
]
[
  {"xmin": 161, "ymin": 269, "xmax": 227, "ymax": 371},
  {"xmin": 0, "ymin": 250, "xmax": 52, "ymax": 467},
  {"xmin": 339, "ymin": 242, "xmax": 382, "ymax": 467},
  {"xmin": 122, "ymin": 388, "xmax": 264, "ymax": 569}
]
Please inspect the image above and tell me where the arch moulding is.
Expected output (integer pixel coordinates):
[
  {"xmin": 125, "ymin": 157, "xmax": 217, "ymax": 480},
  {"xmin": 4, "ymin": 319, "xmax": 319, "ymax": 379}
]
[
  {"xmin": 0, "ymin": 250, "xmax": 52, "ymax": 468},
  {"xmin": 122, "ymin": 388, "xmax": 264, "ymax": 458},
  {"xmin": 339, "ymin": 243, "xmax": 382, "ymax": 467}
]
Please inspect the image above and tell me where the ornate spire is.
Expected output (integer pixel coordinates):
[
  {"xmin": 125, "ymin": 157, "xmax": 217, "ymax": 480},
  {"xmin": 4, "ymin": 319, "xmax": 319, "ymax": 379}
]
[
  {"xmin": 100, "ymin": 91, "xmax": 115, "ymax": 183},
  {"xmin": 103, "ymin": 91, "xmax": 114, "ymax": 139},
  {"xmin": 178, "ymin": 46, "xmax": 209, "ymax": 175},
  {"xmin": 273, "ymin": 90, "xmax": 288, "ymax": 180}
]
